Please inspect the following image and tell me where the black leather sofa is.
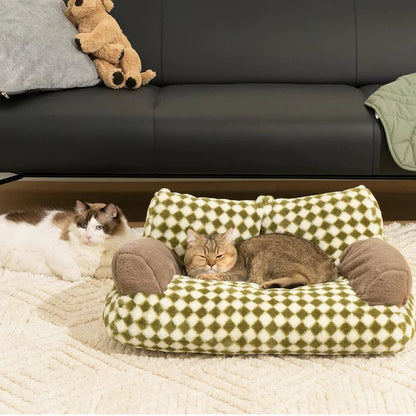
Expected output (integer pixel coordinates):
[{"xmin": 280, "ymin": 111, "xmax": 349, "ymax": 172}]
[{"xmin": 1, "ymin": 0, "xmax": 416, "ymax": 180}]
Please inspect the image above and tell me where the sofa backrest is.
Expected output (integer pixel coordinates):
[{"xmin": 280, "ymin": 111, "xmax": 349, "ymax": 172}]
[{"xmin": 114, "ymin": 0, "xmax": 416, "ymax": 86}]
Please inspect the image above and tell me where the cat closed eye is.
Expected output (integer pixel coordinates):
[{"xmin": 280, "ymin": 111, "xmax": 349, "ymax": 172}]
[
  {"xmin": 198, "ymin": 255, "xmax": 206, "ymax": 259},
  {"xmin": 216, "ymin": 254, "xmax": 224, "ymax": 259}
]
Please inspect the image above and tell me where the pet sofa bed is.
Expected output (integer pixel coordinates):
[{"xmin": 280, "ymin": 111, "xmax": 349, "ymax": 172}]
[
  {"xmin": 1, "ymin": 0, "xmax": 416, "ymax": 179},
  {"xmin": 103, "ymin": 187, "xmax": 415, "ymax": 355}
]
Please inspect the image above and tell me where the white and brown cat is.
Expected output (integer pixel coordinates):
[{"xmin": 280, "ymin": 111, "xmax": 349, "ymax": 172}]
[
  {"xmin": 0, "ymin": 201, "xmax": 135, "ymax": 281},
  {"xmin": 185, "ymin": 228, "xmax": 338, "ymax": 288}
]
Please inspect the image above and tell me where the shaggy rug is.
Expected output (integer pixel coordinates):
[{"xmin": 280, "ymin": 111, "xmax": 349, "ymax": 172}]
[{"xmin": 1, "ymin": 223, "xmax": 416, "ymax": 414}]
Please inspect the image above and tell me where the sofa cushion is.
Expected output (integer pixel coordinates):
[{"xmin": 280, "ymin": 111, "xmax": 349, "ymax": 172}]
[
  {"xmin": 111, "ymin": 0, "xmax": 416, "ymax": 87},
  {"xmin": 356, "ymin": 0, "xmax": 416, "ymax": 85},
  {"xmin": 143, "ymin": 188, "xmax": 263, "ymax": 258},
  {"xmin": 339, "ymin": 238, "xmax": 412, "ymax": 307},
  {"xmin": 0, "ymin": 86, "xmax": 159, "ymax": 175},
  {"xmin": 0, "ymin": 0, "xmax": 99, "ymax": 96},
  {"xmin": 112, "ymin": 0, "xmax": 162, "ymax": 85},
  {"xmin": 158, "ymin": 0, "xmax": 355, "ymax": 85},
  {"xmin": 103, "ymin": 274, "xmax": 416, "ymax": 355},
  {"xmin": 155, "ymin": 84, "xmax": 374, "ymax": 176},
  {"xmin": 257, "ymin": 186, "xmax": 384, "ymax": 263}
]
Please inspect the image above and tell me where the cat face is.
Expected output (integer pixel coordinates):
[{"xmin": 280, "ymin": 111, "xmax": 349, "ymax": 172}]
[
  {"xmin": 184, "ymin": 228, "xmax": 237, "ymax": 275},
  {"xmin": 74, "ymin": 200, "xmax": 122, "ymax": 244}
]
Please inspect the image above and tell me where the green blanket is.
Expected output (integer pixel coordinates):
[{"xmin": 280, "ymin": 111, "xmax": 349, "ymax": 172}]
[{"xmin": 365, "ymin": 73, "xmax": 416, "ymax": 171}]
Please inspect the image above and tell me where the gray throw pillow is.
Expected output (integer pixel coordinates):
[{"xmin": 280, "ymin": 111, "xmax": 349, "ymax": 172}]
[{"xmin": 0, "ymin": 0, "xmax": 99, "ymax": 97}]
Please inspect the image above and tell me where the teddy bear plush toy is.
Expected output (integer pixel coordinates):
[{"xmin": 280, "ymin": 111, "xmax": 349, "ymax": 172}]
[{"xmin": 65, "ymin": 0, "xmax": 156, "ymax": 89}]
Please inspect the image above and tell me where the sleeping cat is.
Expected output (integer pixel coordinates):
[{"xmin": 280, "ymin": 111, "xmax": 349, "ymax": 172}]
[
  {"xmin": 0, "ymin": 201, "xmax": 135, "ymax": 281},
  {"xmin": 184, "ymin": 228, "xmax": 338, "ymax": 288}
]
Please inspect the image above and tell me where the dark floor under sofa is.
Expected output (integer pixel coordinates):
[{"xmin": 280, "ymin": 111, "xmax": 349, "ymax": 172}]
[{"xmin": 1, "ymin": 0, "xmax": 415, "ymax": 184}]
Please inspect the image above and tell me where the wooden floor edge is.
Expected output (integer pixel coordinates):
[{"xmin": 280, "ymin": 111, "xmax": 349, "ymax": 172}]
[{"xmin": 1, "ymin": 178, "xmax": 415, "ymax": 222}]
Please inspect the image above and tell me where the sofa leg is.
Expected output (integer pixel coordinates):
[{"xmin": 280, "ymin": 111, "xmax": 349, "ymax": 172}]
[{"xmin": 0, "ymin": 173, "xmax": 23, "ymax": 186}]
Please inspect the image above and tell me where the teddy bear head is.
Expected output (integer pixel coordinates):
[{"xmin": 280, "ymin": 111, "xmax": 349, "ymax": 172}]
[{"xmin": 67, "ymin": 0, "xmax": 114, "ymax": 20}]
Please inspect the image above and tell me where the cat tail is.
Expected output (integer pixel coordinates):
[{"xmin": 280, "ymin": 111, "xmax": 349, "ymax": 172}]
[{"xmin": 261, "ymin": 274, "xmax": 309, "ymax": 289}]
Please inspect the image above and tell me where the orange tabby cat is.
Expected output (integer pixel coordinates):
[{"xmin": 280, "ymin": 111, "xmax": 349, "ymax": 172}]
[{"xmin": 184, "ymin": 228, "xmax": 338, "ymax": 288}]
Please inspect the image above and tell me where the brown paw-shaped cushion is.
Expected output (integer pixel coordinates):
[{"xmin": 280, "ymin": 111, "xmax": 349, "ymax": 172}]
[
  {"xmin": 112, "ymin": 238, "xmax": 183, "ymax": 295},
  {"xmin": 339, "ymin": 238, "xmax": 412, "ymax": 306}
]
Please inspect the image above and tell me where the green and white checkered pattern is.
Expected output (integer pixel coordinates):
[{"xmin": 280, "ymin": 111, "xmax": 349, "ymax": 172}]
[
  {"xmin": 257, "ymin": 186, "xmax": 384, "ymax": 264},
  {"xmin": 143, "ymin": 188, "xmax": 263, "ymax": 258},
  {"xmin": 104, "ymin": 275, "xmax": 416, "ymax": 355},
  {"xmin": 104, "ymin": 186, "xmax": 412, "ymax": 355}
]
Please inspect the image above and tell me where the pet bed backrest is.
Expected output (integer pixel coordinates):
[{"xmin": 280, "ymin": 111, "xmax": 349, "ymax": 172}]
[
  {"xmin": 113, "ymin": 0, "xmax": 416, "ymax": 86},
  {"xmin": 257, "ymin": 185, "xmax": 384, "ymax": 264},
  {"xmin": 143, "ymin": 186, "xmax": 385, "ymax": 262},
  {"xmin": 143, "ymin": 188, "xmax": 263, "ymax": 258}
]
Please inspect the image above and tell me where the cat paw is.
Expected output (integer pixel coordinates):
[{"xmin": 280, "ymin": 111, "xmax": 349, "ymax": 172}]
[
  {"xmin": 61, "ymin": 268, "xmax": 82, "ymax": 282},
  {"xmin": 198, "ymin": 273, "xmax": 223, "ymax": 281},
  {"xmin": 94, "ymin": 267, "xmax": 113, "ymax": 280}
]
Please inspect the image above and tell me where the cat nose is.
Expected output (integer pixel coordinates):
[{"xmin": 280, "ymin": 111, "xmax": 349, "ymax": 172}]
[{"xmin": 207, "ymin": 259, "xmax": 215, "ymax": 267}]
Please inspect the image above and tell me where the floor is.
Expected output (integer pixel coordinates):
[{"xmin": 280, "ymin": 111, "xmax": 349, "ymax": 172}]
[{"xmin": 1, "ymin": 222, "xmax": 416, "ymax": 413}]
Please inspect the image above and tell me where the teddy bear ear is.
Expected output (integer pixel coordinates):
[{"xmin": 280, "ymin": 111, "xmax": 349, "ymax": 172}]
[{"xmin": 101, "ymin": 0, "xmax": 114, "ymax": 12}]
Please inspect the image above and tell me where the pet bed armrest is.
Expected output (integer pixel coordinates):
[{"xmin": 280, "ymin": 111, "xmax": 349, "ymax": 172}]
[
  {"xmin": 339, "ymin": 238, "xmax": 412, "ymax": 306},
  {"xmin": 112, "ymin": 238, "xmax": 183, "ymax": 295}
]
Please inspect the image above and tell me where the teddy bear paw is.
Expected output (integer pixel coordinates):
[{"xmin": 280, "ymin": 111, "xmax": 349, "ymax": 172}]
[
  {"xmin": 75, "ymin": 33, "xmax": 96, "ymax": 53},
  {"xmin": 97, "ymin": 43, "xmax": 125, "ymax": 64},
  {"xmin": 124, "ymin": 72, "xmax": 142, "ymax": 90},
  {"xmin": 111, "ymin": 71, "xmax": 126, "ymax": 89}
]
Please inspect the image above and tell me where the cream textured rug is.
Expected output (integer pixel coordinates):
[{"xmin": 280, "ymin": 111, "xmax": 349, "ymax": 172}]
[{"xmin": 1, "ymin": 224, "xmax": 416, "ymax": 414}]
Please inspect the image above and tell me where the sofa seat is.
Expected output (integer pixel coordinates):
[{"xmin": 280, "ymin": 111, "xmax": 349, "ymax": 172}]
[
  {"xmin": 156, "ymin": 84, "xmax": 374, "ymax": 176},
  {"xmin": 0, "ymin": 86, "xmax": 159, "ymax": 175},
  {"xmin": 0, "ymin": 83, "xmax": 404, "ymax": 177}
]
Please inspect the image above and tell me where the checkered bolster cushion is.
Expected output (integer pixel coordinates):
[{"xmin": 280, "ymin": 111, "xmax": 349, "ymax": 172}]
[
  {"xmin": 103, "ymin": 275, "xmax": 416, "ymax": 355},
  {"xmin": 143, "ymin": 188, "xmax": 263, "ymax": 259},
  {"xmin": 258, "ymin": 185, "xmax": 384, "ymax": 264}
]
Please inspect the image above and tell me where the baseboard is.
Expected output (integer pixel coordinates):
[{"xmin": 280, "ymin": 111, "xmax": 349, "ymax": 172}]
[{"xmin": 0, "ymin": 178, "xmax": 415, "ymax": 222}]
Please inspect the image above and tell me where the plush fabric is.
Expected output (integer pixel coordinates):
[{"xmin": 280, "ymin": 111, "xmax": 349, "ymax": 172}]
[
  {"xmin": 112, "ymin": 237, "xmax": 182, "ymax": 295},
  {"xmin": 104, "ymin": 186, "xmax": 415, "ymax": 355},
  {"xmin": 113, "ymin": 237, "xmax": 413, "ymax": 308},
  {"xmin": 365, "ymin": 73, "xmax": 416, "ymax": 171},
  {"xmin": 65, "ymin": 0, "xmax": 155, "ymax": 90},
  {"xmin": 143, "ymin": 188, "xmax": 263, "ymax": 259},
  {"xmin": 257, "ymin": 185, "xmax": 384, "ymax": 263},
  {"xmin": 103, "ymin": 275, "xmax": 416, "ymax": 355},
  {"xmin": 339, "ymin": 238, "xmax": 412, "ymax": 306},
  {"xmin": 0, "ymin": 0, "xmax": 99, "ymax": 96}
]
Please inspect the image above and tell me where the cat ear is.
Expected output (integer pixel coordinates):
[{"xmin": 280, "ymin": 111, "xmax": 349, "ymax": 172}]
[
  {"xmin": 221, "ymin": 228, "xmax": 234, "ymax": 244},
  {"xmin": 103, "ymin": 203, "xmax": 118, "ymax": 218},
  {"xmin": 75, "ymin": 200, "xmax": 89, "ymax": 213},
  {"xmin": 187, "ymin": 229, "xmax": 201, "ymax": 245}
]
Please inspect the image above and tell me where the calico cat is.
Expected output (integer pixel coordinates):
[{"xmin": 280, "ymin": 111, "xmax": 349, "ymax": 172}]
[
  {"xmin": 184, "ymin": 228, "xmax": 338, "ymax": 288},
  {"xmin": 0, "ymin": 201, "xmax": 135, "ymax": 281}
]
